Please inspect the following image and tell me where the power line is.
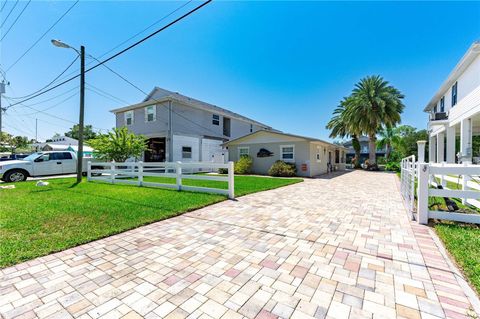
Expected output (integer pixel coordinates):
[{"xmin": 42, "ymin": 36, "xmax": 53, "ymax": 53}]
[
  {"xmin": 7, "ymin": 55, "xmax": 78, "ymax": 100},
  {"xmin": 0, "ymin": 1, "xmax": 8, "ymax": 13},
  {"xmin": 94, "ymin": 58, "xmax": 229, "ymax": 138},
  {"xmin": 0, "ymin": 0, "xmax": 18, "ymax": 29},
  {"xmin": 6, "ymin": 85, "xmax": 78, "ymax": 108},
  {"xmin": 86, "ymin": 83, "xmax": 130, "ymax": 105},
  {"xmin": 17, "ymin": 90, "xmax": 78, "ymax": 116},
  {"xmin": 1, "ymin": 0, "xmax": 30, "ymax": 41},
  {"xmin": 5, "ymin": 0, "xmax": 79, "ymax": 72},
  {"xmin": 6, "ymin": 0, "xmax": 211, "ymax": 107}
]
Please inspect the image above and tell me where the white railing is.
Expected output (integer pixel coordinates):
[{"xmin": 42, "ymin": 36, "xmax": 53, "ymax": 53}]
[
  {"xmin": 87, "ymin": 161, "xmax": 235, "ymax": 199},
  {"xmin": 417, "ymin": 163, "xmax": 480, "ymax": 224},
  {"xmin": 400, "ymin": 155, "xmax": 416, "ymax": 219}
]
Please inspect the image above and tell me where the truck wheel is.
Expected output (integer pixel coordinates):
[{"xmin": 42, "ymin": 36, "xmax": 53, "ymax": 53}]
[{"xmin": 4, "ymin": 169, "xmax": 28, "ymax": 182}]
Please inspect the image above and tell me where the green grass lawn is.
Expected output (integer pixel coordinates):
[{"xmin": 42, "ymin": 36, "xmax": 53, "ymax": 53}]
[
  {"xmin": 0, "ymin": 175, "xmax": 302, "ymax": 268},
  {"xmin": 435, "ymin": 222, "xmax": 480, "ymax": 295}
]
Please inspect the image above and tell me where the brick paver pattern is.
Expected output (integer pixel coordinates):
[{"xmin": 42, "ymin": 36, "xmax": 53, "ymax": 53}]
[{"xmin": 0, "ymin": 170, "xmax": 477, "ymax": 319}]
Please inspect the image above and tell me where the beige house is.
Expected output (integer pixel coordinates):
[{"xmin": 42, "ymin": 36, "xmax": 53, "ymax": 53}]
[{"xmin": 224, "ymin": 130, "xmax": 346, "ymax": 177}]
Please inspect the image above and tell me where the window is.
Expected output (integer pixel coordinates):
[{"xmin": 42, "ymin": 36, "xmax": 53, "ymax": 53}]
[
  {"xmin": 182, "ymin": 146, "xmax": 192, "ymax": 159},
  {"xmin": 212, "ymin": 114, "xmax": 220, "ymax": 126},
  {"xmin": 452, "ymin": 82, "xmax": 458, "ymax": 106},
  {"xmin": 238, "ymin": 147, "xmax": 249, "ymax": 157},
  {"xmin": 316, "ymin": 146, "xmax": 321, "ymax": 162},
  {"xmin": 280, "ymin": 145, "xmax": 294, "ymax": 162},
  {"xmin": 125, "ymin": 111, "xmax": 134, "ymax": 125},
  {"xmin": 433, "ymin": 103, "xmax": 437, "ymax": 113},
  {"xmin": 51, "ymin": 152, "xmax": 73, "ymax": 160},
  {"xmin": 145, "ymin": 106, "xmax": 156, "ymax": 122},
  {"xmin": 250, "ymin": 124, "xmax": 253, "ymax": 133},
  {"xmin": 440, "ymin": 96, "xmax": 445, "ymax": 112}
]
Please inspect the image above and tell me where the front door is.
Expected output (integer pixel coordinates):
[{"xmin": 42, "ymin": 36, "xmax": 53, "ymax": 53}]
[{"xmin": 33, "ymin": 153, "xmax": 62, "ymax": 176}]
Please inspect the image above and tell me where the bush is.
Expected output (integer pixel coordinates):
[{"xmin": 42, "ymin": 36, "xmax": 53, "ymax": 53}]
[
  {"xmin": 234, "ymin": 155, "xmax": 253, "ymax": 174},
  {"xmin": 376, "ymin": 156, "xmax": 387, "ymax": 165},
  {"xmin": 385, "ymin": 161, "xmax": 400, "ymax": 172},
  {"xmin": 218, "ymin": 168, "xmax": 228, "ymax": 174},
  {"xmin": 268, "ymin": 160, "xmax": 296, "ymax": 177}
]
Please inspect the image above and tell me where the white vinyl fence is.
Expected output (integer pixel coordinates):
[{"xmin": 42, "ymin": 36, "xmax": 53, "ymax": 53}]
[
  {"xmin": 417, "ymin": 163, "xmax": 480, "ymax": 224},
  {"xmin": 400, "ymin": 155, "xmax": 416, "ymax": 220},
  {"xmin": 87, "ymin": 161, "xmax": 235, "ymax": 199}
]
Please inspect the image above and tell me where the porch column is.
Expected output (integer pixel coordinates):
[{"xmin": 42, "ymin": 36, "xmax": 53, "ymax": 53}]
[
  {"xmin": 460, "ymin": 118, "xmax": 473, "ymax": 163},
  {"xmin": 436, "ymin": 132, "xmax": 445, "ymax": 163},
  {"xmin": 429, "ymin": 135, "xmax": 436, "ymax": 163},
  {"xmin": 446, "ymin": 125, "xmax": 456, "ymax": 163}
]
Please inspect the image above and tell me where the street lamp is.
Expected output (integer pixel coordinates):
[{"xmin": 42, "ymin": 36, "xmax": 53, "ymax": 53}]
[{"xmin": 51, "ymin": 39, "xmax": 85, "ymax": 183}]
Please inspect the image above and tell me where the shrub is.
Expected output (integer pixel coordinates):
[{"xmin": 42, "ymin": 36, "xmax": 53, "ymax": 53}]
[
  {"xmin": 268, "ymin": 160, "xmax": 296, "ymax": 177},
  {"xmin": 218, "ymin": 168, "xmax": 228, "ymax": 174},
  {"xmin": 376, "ymin": 156, "xmax": 387, "ymax": 165},
  {"xmin": 385, "ymin": 161, "xmax": 400, "ymax": 172},
  {"xmin": 234, "ymin": 155, "xmax": 253, "ymax": 174}
]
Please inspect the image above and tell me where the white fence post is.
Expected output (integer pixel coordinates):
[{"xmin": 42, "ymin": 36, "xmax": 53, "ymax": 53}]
[
  {"xmin": 176, "ymin": 161, "xmax": 182, "ymax": 191},
  {"xmin": 87, "ymin": 161, "xmax": 92, "ymax": 181},
  {"xmin": 110, "ymin": 161, "xmax": 115, "ymax": 184},
  {"xmin": 138, "ymin": 161, "xmax": 143, "ymax": 186},
  {"xmin": 228, "ymin": 161, "xmax": 235, "ymax": 199},
  {"xmin": 417, "ymin": 140, "xmax": 426, "ymax": 163},
  {"xmin": 417, "ymin": 163, "xmax": 429, "ymax": 225},
  {"xmin": 462, "ymin": 162, "xmax": 471, "ymax": 205}
]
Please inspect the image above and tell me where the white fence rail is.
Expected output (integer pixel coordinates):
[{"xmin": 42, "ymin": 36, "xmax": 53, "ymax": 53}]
[
  {"xmin": 417, "ymin": 163, "xmax": 480, "ymax": 224},
  {"xmin": 87, "ymin": 161, "xmax": 235, "ymax": 199},
  {"xmin": 400, "ymin": 155, "xmax": 416, "ymax": 219}
]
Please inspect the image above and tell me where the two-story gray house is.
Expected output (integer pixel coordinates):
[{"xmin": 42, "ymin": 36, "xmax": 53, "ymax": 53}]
[{"xmin": 110, "ymin": 87, "xmax": 274, "ymax": 163}]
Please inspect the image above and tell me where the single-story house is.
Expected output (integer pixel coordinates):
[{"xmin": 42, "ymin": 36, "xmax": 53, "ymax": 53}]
[{"xmin": 224, "ymin": 130, "xmax": 347, "ymax": 177}]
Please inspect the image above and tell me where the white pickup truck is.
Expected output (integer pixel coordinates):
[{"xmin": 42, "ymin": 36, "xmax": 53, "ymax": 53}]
[{"xmin": 0, "ymin": 151, "xmax": 96, "ymax": 182}]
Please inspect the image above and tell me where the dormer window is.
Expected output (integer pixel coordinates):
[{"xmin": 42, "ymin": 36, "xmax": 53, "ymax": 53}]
[{"xmin": 451, "ymin": 82, "xmax": 458, "ymax": 106}]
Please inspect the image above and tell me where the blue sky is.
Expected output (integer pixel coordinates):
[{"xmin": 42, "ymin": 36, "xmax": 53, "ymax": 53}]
[{"xmin": 1, "ymin": 1, "xmax": 479, "ymax": 142}]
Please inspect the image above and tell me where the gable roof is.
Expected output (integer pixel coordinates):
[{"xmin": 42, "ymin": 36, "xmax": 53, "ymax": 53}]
[
  {"xmin": 424, "ymin": 41, "xmax": 480, "ymax": 112},
  {"xmin": 110, "ymin": 87, "xmax": 274, "ymax": 129},
  {"xmin": 224, "ymin": 130, "xmax": 346, "ymax": 149}
]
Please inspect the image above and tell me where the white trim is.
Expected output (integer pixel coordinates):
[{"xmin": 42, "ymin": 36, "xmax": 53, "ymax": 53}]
[
  {"xmin": 238, "ymin": 146, "xmax": 249, "ymax": 158},
  {"xmin": 124, "ymin": 110, "xmax": 134, "ymax": 126},
  {"xmin": 280, "ymin": 144, "xmax": 295, "ymax": 162},
  {"xmin": 145, "ymin": 105, "xmax": 156, "ymax": 123}
]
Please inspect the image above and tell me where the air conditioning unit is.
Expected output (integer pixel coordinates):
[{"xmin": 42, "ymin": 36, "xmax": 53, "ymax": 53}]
[{"xmin": 433, "ymin": 112, "xmax": 448, "ymax": 120}]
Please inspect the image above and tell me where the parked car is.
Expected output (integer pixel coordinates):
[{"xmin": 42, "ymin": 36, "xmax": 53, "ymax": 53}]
[
  {"xmin": 0, "ymin": 151, "xmax": 101, "ymax": 182},
  {"xmin": 0, "ymin": 154, "xmax": 29, "ymax": 161}
]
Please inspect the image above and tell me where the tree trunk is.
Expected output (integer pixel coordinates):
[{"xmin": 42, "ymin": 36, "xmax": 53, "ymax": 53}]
[
  {"xmin": 385, "ymin": 143, "xmax": 391, "ymax": 160},
  {"xmin": 368, "ymin": 133, "xmax": 377, "ymax": 164},
  {"xmin": 352, "ymin": 135, "xmax": 361, "ymax": 168}
]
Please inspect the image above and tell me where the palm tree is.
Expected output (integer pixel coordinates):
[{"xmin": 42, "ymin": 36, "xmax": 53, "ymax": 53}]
[
  {"xmin": 326, "ymin": 97, "xmax": 362, "ymax": 168},
  {"xmin": 376, "ymin": 126, "xmax": 401, "ymax": 160},
  {"xmin": 344, "ymin": 75, "xmax": 405, "ymax": 165}
]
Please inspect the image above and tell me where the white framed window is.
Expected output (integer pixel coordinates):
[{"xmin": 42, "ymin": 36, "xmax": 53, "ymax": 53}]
[
  {"xmin": 212, "ymin": 114, "xmax": 220, "ymax": 126},
  {"xmin": 145, "ymin": 105, "xmax": 156, "ymax": 122},
  {"xmin": 451, "ymin": 82, "xmax": 458, "ymax": 106},
  {"xmin": 250, "ymin": 124, "xmax": 253, "ymax": 133},
  {"xmin": 280, "ymin": 145, "xmax": 295, "ymax": 162},
  {"xmin": 124, "ymin": 110, "xmax": 134, "ymax": 125},
  {"xmin": 182, "ymin": 146, "xmax": 192, "ymax": 159},
  {"xmin": 316, "ymin": 146, "xmax": 321, "ymax": 162},
  {"xmin": 238, "ymin": 147, "xmax": 249, "ymax": 158}
]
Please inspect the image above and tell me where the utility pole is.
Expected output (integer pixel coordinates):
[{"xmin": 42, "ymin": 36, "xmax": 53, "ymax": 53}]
[
  {"xmin": 0, "ymin": 81, "xmax": 5, "ymax": 147},
  {"xmin": 76, "ymin": 45, "xmax": 85, "ymax": 183}
]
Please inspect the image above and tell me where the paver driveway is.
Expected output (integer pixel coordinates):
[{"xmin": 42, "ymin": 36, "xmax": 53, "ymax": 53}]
[{"xmin": 1, "ymin": 170, "xmax": 478, "ymax": 319}]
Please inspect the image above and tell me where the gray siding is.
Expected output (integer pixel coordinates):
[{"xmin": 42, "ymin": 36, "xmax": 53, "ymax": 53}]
[
  {"xmin": 115, "ymin": 100, "xmax": 266, "ymax": 140},
  {"xmin": 228, "ymin": 141, "xmax": 312, "ymax": 177}
]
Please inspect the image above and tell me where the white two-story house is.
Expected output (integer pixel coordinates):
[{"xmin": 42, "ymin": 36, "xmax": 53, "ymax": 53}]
[
  {"xmin": 424, "ymin": 41, "xmax": 480, "ymax": 164},
  {"xmin": 110, "ymin": 87, "xmax": 274, "ymax": 163}
]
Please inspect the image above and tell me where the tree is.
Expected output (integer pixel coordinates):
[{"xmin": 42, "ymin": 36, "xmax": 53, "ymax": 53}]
[
  {"xmin": 88, "ymin": 127, "xmax": 147, "ymax": 162},
  {"xmin": 10, "ymin": 136, "xmax": 29, "ymax": 152},
  {"xmin": 344, "ymin": 75, "xmax": 405, "ymax": 165},
  {"xmin": 376, "ymin": 126, "xmax": 401, "ymax": 160},
  {"xmin": 326, "ymin": 97, "xmax": 362, "ymax": 168},
  {"xmin": 65, "ymin": 124, "xmax": 97, "ymax": 141}
]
